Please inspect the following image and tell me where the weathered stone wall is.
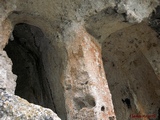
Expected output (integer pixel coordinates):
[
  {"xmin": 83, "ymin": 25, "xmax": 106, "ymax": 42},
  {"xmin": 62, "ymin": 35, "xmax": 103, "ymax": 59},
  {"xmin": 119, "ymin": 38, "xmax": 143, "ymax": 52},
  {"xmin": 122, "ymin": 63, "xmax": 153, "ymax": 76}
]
[
  {"xmin": 102, "ymin": 22, "xmax": 160, "ymax": 120},
  {"xmin": 0, "ymin": 0, "xmax": 160, "ymax": 120}
]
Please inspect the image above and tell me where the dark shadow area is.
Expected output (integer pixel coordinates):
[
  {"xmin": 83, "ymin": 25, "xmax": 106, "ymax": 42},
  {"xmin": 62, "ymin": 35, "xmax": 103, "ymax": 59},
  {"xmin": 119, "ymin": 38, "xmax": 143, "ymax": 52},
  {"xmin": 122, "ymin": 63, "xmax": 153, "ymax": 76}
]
[
  {"xmin": 122, "ymin": 98, "xmax": 131, "ymax": 109},
  {"xmin": 4, "ymin": 23, "xmax": 67, "ymax": 120}
]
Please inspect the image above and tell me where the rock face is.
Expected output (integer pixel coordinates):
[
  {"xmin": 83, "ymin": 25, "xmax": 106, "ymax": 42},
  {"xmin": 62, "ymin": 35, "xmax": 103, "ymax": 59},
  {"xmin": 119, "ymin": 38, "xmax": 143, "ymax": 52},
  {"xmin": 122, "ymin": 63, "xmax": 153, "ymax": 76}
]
[
  {"xmin": 102, "ymin": 22, "xmax": 160, "ymax": 120},
  {"xmin": 0, "ymin": 91, "xmax": 60, "ymax": 120},
  {"xmin": 0, "ymin": 0, "xmax": 160, "ymax": 120}
]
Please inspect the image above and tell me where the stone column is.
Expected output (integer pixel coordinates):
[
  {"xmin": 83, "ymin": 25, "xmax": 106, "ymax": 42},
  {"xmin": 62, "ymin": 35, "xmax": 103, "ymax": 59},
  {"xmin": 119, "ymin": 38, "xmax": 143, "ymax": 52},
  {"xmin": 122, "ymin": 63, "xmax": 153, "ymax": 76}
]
[{"xmin": 63, "ymin": 24, "xmax": 116, "ymax": 120}]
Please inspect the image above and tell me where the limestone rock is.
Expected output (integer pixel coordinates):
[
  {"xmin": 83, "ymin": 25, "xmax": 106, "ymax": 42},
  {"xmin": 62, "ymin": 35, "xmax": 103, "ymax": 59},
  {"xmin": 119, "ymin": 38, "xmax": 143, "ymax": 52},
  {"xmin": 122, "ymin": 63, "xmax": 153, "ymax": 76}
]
[
  {"xmin": 0, "ymin": 51, "xmax": 16, "ymax": 94},
  {"xmin": 0, "ymin": 91, "xmax": 60, "ymax": 120},
  {"xmin": 116, "ymin": 0, "xmax": 159, "ymax": 23},
  {"xmin": 0, "ymin": 0, "xmax": 160, "ymax": 120},
  {"xmin": 63, "ymin": 24, "xmax": 115, "ymax": 119},
  {"xmin": 102, "ymin": 22, "xmax": 160, "ymax": 120}
]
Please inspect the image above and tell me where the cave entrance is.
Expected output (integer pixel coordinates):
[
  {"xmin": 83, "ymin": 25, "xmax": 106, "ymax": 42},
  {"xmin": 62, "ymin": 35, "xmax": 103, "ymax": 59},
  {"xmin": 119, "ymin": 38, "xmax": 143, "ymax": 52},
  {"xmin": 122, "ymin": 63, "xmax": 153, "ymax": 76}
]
[{"xmin": 4, "ymin": 23, "xmax": 67, "ymax": 120}]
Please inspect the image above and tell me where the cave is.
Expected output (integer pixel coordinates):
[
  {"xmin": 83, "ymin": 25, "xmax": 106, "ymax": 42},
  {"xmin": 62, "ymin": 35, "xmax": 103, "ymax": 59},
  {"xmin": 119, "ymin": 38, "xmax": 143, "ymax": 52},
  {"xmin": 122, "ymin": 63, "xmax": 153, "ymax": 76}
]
[
  {"xmin": 101, "ymin": 22, "xmax": 160, "ymax": 119},
  {"xmin": 4, "ymin": 23, "xmax": 67, "ymax": 120}
]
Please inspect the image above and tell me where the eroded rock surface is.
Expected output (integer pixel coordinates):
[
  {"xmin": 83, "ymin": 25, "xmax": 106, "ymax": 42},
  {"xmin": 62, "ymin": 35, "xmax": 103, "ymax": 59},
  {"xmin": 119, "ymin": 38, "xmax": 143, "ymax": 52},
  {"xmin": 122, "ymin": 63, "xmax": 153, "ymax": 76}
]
[
  {"xmin": 0, "ymin": 91, "xmax": 60, "ymax": 120},
  {"xmin": 63, "ymin": 24, "xmax": 115, "ymax": 119},
  {"xmin": 102, "ymin": 22, "xmax": 160, "ymax": 120},
  {"xmin": 0, "ymin": 0, "xmax": 160, "ymax": 120}
]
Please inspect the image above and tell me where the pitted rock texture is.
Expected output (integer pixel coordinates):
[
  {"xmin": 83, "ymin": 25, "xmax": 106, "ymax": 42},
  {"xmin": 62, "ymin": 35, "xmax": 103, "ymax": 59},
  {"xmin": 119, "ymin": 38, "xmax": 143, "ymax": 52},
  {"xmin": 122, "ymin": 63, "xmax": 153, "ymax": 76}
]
[
  {"xmin": 0, "ymin": 91, "xmax": 60, "ymax": 120},
  {"xmin": 63, "ymin": 25, "xmax": 115, "ymax": 119},
  {"xmin": 116, "ymin": 0, "xmax": 159, "ymax": 23},
  {"xmin": 0, "ymin": 0, "xmax": 160, "ymax": 120},
  {"xmin": 102, "ymin": 22, "xmax": 160, "ymax": 120}
]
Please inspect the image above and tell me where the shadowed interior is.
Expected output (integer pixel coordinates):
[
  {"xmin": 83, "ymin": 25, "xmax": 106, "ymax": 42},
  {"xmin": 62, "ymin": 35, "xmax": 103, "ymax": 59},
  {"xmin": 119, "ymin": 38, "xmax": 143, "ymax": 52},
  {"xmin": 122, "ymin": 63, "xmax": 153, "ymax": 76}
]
[{"xmin": 4, "ymin": 23, "xmax": 67, "ymax": 120}]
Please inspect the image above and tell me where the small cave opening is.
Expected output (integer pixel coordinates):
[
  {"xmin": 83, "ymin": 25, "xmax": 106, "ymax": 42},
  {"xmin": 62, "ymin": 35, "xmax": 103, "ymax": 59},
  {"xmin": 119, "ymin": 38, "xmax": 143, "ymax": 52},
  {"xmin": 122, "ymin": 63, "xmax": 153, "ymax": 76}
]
[
  {"xmin": 122, "ymin": 98, "xmax": 131, "ymax": 109},
  {"xmin": 4, "ymin": 23, "xmax": 67, "ymax": 120}
]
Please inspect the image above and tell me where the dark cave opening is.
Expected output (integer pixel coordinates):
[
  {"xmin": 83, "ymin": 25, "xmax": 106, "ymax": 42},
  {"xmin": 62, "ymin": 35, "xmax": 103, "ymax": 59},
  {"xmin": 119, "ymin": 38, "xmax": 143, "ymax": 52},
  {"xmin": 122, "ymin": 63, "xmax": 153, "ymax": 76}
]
[
  {"xmin": 4, "ymin": 23, "xmax": 67, "ymax": 120},
  {"xmin": 122, "ymin": 98, "xmax": 131, "ymax": 109}
]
